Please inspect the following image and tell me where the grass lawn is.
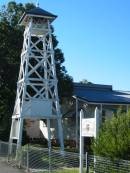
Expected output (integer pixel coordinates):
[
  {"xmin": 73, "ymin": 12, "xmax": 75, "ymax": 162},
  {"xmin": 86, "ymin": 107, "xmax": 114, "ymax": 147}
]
[{"xmin": 39, "ymin": 167, "xmax": 92, "ymax": 173}]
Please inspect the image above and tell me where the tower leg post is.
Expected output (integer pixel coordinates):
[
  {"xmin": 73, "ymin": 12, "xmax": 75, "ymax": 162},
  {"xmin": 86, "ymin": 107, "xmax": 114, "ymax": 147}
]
[
  {"xmin": 8, "ymin": 119, "xmax": 15, "ymax": 155},
  {"xmin": 57, "ymin": 118, "xmax": 64, "ymax": 151},
  {"xmin": 17, "ymin": 118, "xmax": 24, "ymax": 150},
  {"xmin": 47, "ymin": 119, "xmax": 51, "ymax": 150}
]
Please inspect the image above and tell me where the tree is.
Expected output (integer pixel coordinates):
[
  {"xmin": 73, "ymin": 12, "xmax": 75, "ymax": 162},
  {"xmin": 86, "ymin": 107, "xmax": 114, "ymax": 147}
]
[
  {"xmin": 92, "ymin": 110, "xmax": 130, "ymax": 160},
  {"xmin": 0, "ymin": 1, "xmax": 73, "ymax": 141},
  {"xmin": 80, "ymin": 79, "xmax": 93, "ymax": 84}
]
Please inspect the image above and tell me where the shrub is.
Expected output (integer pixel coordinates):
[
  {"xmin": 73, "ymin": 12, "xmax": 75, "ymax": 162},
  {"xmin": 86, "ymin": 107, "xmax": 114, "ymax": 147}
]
[{"xmin": 92, "ymin": 110, "xmax": 130, "ymax": 160}]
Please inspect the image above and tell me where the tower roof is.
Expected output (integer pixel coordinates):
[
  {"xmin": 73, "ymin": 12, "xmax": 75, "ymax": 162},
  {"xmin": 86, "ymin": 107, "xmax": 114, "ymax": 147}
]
[
  {"xmin": 26, "ymin": 7, "xmax": 57, "ymax": 18},
  {"xmin": 19, "ymin": 7, "xmax": 57, "ymax": 25}
]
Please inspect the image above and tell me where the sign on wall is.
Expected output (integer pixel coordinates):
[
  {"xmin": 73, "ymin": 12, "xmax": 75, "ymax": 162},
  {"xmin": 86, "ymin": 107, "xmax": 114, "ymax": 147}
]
[{"xmin": 82, "ymin": 118, "xmax": 95, "ymax": 137}]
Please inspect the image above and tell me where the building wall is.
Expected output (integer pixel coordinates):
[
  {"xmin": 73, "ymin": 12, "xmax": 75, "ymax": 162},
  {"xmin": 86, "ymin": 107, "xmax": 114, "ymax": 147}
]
[{"xmin": 25, "ymin": 120, "xmax": 41, "ymax": 139}]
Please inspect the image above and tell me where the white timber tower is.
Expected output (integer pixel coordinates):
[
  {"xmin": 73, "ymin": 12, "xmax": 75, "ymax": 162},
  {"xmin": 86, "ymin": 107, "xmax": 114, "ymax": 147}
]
[{"xmin": 9, "ymin": 6, "xmax": 64, "ymax": 150}]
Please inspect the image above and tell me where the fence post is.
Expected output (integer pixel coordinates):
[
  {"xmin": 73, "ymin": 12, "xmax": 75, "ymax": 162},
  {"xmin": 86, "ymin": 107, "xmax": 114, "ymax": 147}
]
[
  {"xmin": 26, "ymin": 145, "xmax": 29, "ymax": 172},
  {"xmin": 86, "ymin": 152, "xmax": 89, "ymax": 173},
  {"xmin": 0, "ymin": 141, "xmax": 1, "ymax": 154},
  {"xmin": 48, "ymin": 147, "xmax": 51, "ymax": 173},
  {"xmin": 17, "ymin": 149, "xmax": 21, "ymax": 168},
  {"xmin": 7, "ymin": 142, "xmax": 11, "ymax": 162}
]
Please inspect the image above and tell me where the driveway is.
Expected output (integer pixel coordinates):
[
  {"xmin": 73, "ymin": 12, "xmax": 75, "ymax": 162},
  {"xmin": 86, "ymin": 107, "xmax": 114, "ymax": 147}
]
[{"xmin": 0, "ymin": 161, "xmax": 25, "ymax": 173}]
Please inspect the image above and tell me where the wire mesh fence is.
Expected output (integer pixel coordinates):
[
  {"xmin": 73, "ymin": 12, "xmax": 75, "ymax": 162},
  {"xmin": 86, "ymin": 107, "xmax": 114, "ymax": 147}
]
[
  {"xmin": 21, "ymin": 146, "xmax": 130, "ymax": 173},
  {"xmin": 0, "ymin": 141, "xmax": 17, "ymax": 165},
  {"xmin": 87, "ymin": 155, "xmax": 130, "ymax": 173},
  {"xmin": 0, "ymin": 141, "xmax": 130, "ymax": 172},
  {"xmin": 19, "ymin": 146, "xmax": 86, "ymax": 173},
  {"xmin": 0, "ymin": 141, "xmax": 9, "ymax": 157}
]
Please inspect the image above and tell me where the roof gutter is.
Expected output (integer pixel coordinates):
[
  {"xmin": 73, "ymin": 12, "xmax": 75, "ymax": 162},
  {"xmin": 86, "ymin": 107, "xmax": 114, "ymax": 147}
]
[{"xmin": 72, "ymin": 96, "xmax": 130, "ymax": 106}]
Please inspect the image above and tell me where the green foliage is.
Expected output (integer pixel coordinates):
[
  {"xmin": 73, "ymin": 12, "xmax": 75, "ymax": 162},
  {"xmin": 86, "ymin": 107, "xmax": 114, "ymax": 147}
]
[
  {"xmin": 92, "ymin": 110, "xmax": 130, "ymax": 160},
  {"xmin": 0, "ymin": 1, "xmax": 73, "ymax": 140},
  {"xmin": 80, "ymin": 79, "xmax": 93, "ymax": 85},
  {"xmin": 0, "ymin": 1, "xmax": 35, "ymax": 27}
]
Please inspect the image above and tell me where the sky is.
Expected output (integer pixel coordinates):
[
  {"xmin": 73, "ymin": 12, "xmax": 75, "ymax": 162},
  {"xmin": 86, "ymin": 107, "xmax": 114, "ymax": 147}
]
[{"xmin": 0, "ymin": 0, "xmax": 130, "ymax": 91}]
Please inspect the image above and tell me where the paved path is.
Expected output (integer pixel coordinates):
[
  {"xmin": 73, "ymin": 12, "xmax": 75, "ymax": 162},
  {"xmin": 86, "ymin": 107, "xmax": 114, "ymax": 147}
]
[{"xmin": 0, "ymin": 161, "xmax": 25, "ymax": 173}]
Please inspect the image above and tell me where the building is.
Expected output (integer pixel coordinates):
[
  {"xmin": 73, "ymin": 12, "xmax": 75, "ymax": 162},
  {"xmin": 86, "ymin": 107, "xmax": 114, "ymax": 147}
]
[
  {"xmin": 26, "ymin": 82, "xmax": 130, "ymax": 147},
  {"xmin": 66, "ymin": 83, "xmax": 130, "ymax": 147}
]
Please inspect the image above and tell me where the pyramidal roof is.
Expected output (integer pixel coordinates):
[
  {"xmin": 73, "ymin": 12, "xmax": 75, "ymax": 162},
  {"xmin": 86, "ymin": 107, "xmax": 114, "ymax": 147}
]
[
  {"xmin": 26, "ymin": 7, "xmax": 57, "ymax": 18},
  {"xmin": 19, "ymin": 7, "xmax": 57, "ymax": 24}
]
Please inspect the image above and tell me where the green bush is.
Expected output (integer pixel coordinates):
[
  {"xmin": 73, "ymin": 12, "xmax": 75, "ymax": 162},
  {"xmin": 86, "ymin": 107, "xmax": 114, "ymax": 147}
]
[{"xmin": 92, "ymin": 110, "xmax": 130, "ymax": 160}]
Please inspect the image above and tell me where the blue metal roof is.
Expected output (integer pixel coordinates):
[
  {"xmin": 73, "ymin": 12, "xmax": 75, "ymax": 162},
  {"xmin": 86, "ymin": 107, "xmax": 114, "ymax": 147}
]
[{"xmin": 73, "ymin": 83, "xmax": 130, "ymax": 104}]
